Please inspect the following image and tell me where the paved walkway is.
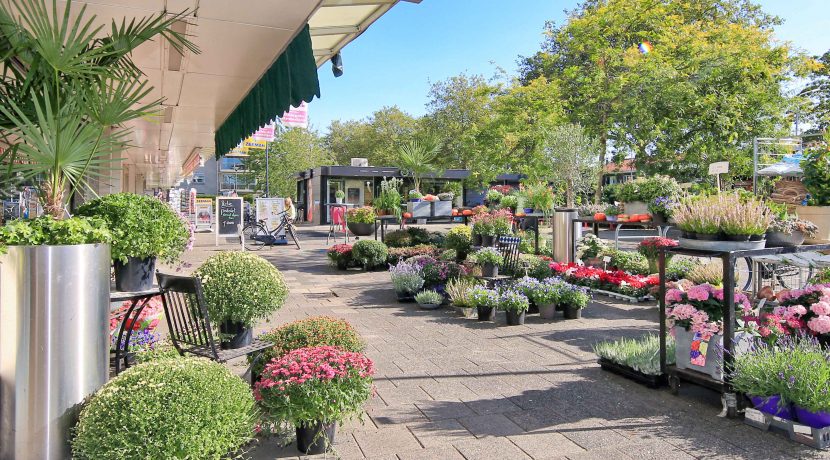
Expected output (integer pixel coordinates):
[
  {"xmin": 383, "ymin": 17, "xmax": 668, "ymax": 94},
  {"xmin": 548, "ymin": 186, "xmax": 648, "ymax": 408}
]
[{"xmin": 177, "ymin": 226, "xmax": 827, "ymax": 460}]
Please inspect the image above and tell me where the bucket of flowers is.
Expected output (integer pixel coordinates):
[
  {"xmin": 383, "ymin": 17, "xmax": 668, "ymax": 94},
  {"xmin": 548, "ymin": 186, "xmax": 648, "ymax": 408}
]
[
  {"xmin": 637, "ymin": 237, "xmax": 678, "ymax": 274},
  {"xmin": 255, "ymin": 346, "xmax": 375, "ymax": 455},
  {"xmin": 467, "ymin": 285, "xmax": 499, "ymax": 321},
  {"xmin": 499, "ymin": 289, "xmax": 529, "ymax": 326}
]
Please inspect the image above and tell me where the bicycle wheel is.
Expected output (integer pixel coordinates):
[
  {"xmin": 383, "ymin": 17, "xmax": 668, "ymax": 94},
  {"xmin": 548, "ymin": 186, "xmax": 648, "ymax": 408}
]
[{"xmin": 242, "ymin": 223, "xmax": 268, "ymax": 251}]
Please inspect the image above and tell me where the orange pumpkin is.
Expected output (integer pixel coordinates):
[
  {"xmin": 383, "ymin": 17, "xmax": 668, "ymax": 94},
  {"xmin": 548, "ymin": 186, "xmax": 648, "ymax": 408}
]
[
  {"xmin": 452, "ymin": 209, "xmax": 459, "ymax": 216},
  {"xmin": 593, "ymin": 213, "xmax": 606, "ymax": 221},
  {"xmin": 462, "ymin": 209, "xmax": 473, "ymax": 216},
  {"xmin": 629, "ymin": 215, "xmax": 641, "ymax": 222},
  {"xmin": 618, "ymin": 214, "xmax": 629, "ymax": 220},
  {"xmin": 403, "ymin": 212, "xmax": 413, "ymax": 219}
]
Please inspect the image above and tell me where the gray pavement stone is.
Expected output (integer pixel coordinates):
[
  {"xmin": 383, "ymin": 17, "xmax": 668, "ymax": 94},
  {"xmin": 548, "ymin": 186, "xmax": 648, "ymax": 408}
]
[{"xmin": 459, "ymin": 413, "xmax": 526, "ymax": 438}]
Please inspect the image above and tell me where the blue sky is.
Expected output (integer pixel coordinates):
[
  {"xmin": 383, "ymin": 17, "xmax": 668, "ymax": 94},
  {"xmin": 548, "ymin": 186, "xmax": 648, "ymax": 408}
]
[{"xmin": 308, "ymin": 0, "xmax": 830, "ymax": 133}]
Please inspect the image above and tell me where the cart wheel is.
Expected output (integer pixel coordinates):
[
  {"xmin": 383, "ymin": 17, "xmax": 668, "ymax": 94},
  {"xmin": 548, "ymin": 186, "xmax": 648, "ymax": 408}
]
[{"xmin": 669, "ymin": 374, "xmax": 680, "ymax": 395}]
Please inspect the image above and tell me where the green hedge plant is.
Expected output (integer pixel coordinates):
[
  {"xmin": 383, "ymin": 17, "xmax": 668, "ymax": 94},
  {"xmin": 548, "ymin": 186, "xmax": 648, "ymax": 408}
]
[
  {"xmin": 76, "ymin": 193, "xmax": 190, "ymax": 264},
  {"xmin": 352, "ymin": 240, "xmax": 388, "ymax": 269},
  {"xmin": 72, "ymin": 358, "xmax": 255, "ymax": 460},
  {"xmin": 616, "ymin": 175, "xmax": 680, "ymax": 203},
  {"xmin": 194, "ymin": 251, "xmax": 288, "ymax": 327}
]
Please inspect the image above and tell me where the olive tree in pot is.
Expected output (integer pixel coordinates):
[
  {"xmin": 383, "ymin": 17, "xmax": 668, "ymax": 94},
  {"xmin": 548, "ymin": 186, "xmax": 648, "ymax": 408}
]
[
  {"xmin": 194, "ymin": 251, "xmax": 288, "ymax": 349},
  {"xmin": 76, "ymin": 193, "xmax": 191, "ymax": 291},
  {"xmin": 0, "ymin": 1, "xmax": 196, "ymax": 456},
  {"xmin": 256, "ymin": 346, "xmax": 375, "ymax": 455}
]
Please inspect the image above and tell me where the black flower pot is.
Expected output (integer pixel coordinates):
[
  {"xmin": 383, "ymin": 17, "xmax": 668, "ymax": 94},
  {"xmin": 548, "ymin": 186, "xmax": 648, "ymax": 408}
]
[
  {"xmin": 396, "ymin": 291, "xmax": 415, "ymax": 303},
  {"xmin": 528, "ymin": 301, "xmax": 539, "ymax": 314},
  {"xmin": 347, "ymin": 221, "xmax": 375, "ymax": 236},
  {"xmin": 481, "ymin": 235, "xmax": 495, "ymax": 247},
  {"xmin": 694, "ymin": 233, "xmax": 720, "ymax": 241},
  {"xmin": 681, "ymin": 231, "xmax": 694, "ymax": 239},
  {"xmin": 296, "ymin": 421, "xmax": 336, "ymax": 455},
  {"xmin": 472, "ymin": 233, "xmax": 482, "ymax": 246},
  {"xmin": 477, "ymin": 306, "xmax": 495, "ymax": 321},
  {"xmin": 219, "ymin": 321, "xmax": 253, "ymax": 349},
  {"xmin": 563, "ymin": 305, "xmax": 582, "ymax": 319},
  {"xmin": 749, "ymin": 234, "xmax": 764, "ymax": 242},
  {"xmin": 652, "ymin": 214, "xmax": 666, "ymax": 225},
  {"xmin": 505, "ymin": 310, "xmax": 526, "ymax": 325},
  {"xmin": 114, "ymin": 256, "xmax": 156, "ymax": 292},
  {"xmin": 481, "ymin": 263, "xmax": 499, "ymax": 278},
  {"xmin": 724, "ymin": 234, "xmax": 750, "ymax": 242}
]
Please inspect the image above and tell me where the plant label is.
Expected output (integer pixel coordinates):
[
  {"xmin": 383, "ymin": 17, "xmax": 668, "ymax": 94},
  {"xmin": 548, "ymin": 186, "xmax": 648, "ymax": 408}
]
[
  {"xmin": 793, "ymin": 424, "xmax": 812, "ymax": 436},
  {"xmin": 744, "ymin": 409, "xmax": 766, "ymax": 425},
  {"xmin": 708, "ymin": 161, "xmax": 729, "ymax": 175},
  {"xmin": 603, "ymin": 256, "xmax": 612, "ymax": 263}
]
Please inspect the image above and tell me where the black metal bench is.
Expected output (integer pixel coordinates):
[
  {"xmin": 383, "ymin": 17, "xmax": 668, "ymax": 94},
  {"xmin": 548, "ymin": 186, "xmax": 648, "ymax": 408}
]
[
  {"xmin": 497, "ymin": 236, "xmax": 522, "ymax": 277},
  {"xmin": 156, "ymin": 273, "xmax": 271, "ymax": 384}
]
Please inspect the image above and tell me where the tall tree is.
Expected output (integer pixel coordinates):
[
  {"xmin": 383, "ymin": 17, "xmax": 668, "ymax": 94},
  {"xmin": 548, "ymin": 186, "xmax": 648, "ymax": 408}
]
[
  {"xmin": 245, "ymin": 128, "xmax": 334, "ymax": 198},
  {"xmin": 800, "ymin": 50, "xmax": 830, "ymax": 134},
  {"xmin": 540, "ymin": 124, "xmax": 602, "ymax": 208},
  {"xmin": 324, "ymin": 106, "xmax": 420, "ymax": 166},
  {"xmin": 520, "ymin": 0, "xmax": 793, "ymax": 190}
]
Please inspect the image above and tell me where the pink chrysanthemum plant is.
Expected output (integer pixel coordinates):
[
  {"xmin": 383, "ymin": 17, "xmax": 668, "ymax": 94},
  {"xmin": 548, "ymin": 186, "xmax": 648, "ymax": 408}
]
[{"xmin": 665, "ymin": 283, "xmax": 752, "ymax": 340}]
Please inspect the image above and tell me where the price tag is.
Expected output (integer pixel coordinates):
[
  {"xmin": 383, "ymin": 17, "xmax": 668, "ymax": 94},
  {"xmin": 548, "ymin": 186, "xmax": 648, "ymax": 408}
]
[
  {"xmin": 603, "ymin": 256, "xmax": 612, "ymax": 263},
  {"xmin": 793, "ymin": 423, "xmax": 813, "ymax": 436},
  {"xmin": 744, "ymin": 409, "xmax": 766, "ymax": 425}
]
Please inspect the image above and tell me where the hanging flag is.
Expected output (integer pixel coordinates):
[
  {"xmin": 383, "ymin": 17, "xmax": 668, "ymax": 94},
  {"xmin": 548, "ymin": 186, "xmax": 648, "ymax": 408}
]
[
  {"xmin": 252, "ymin": 123, "xmax": 277, "ymax": 142},
  {"xmin": 281, "ymin": 101, "xmax": 309, "ymax": 129}
]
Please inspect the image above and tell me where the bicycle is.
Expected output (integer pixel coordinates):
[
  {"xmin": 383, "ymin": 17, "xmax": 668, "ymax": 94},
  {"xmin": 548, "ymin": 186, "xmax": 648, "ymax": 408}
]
[{"xmin": 242, "ymin": 211, "xmax": 301, "ymax": 250}]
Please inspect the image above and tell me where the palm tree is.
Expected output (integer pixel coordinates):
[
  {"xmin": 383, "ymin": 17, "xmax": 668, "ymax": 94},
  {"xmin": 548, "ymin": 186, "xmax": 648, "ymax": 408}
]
[
  {"xmin": 0, "ymin": 0, "xmax": 198, "ymax": 217},
  {"xmin": 397, "ymin": 137, "xmax": 441, "ymax": 194}
]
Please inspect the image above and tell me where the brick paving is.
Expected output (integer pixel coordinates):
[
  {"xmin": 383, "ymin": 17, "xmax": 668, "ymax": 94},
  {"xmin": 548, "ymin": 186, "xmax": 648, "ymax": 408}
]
[{"xmin": 173, "ymin": 225, "xmax": 828, "ymax": 459}]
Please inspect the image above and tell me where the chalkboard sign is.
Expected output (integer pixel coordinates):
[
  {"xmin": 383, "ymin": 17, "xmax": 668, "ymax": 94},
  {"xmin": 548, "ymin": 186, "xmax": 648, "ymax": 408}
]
[{"xmin": 215, "ymin": 197, "xmax": 243, "ymax": 245}]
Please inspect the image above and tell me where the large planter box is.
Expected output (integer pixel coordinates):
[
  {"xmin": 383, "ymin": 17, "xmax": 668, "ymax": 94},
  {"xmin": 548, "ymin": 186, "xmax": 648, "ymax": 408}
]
[
  {"xmin": 623, "ymin": 201, "xmax": 649, "ymax": 215},
  {"xmin": 407, "ymin": 201, "xmax": 431, "ymax": 218},
  {"xmin": 432, "ymin": 201, "xmax": 452, "ymax": 217},
  {"xmin": 794, "ymin": 205, "xmax": 830, "ymax": 244},
  {"xmin": 674, "ymin": 328, "xmax": 751, "ymax": 381}
]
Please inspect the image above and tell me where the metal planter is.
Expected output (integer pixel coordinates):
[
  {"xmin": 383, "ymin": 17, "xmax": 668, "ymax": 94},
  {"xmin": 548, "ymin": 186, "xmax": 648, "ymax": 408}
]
[
  {"xmin": 432, "ymin": 201, "xmax": 452, "ymax": 217},
  {"xmin": 1, "ymin": 243, "xmax": 111, "ymax": 460},
  {"xmin": 407, "ymin": 201, "xmax": 431, "ymax": 218}
]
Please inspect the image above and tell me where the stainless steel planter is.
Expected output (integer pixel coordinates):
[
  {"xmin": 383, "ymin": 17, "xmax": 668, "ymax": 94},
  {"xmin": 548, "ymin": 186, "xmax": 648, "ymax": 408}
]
[{"xmin": 1, "ymin": 244, "xmax": 111, "ymax": 460}]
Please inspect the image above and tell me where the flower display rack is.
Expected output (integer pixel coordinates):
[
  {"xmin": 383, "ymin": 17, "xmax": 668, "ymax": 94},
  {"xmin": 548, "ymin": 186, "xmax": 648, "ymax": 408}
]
[
  {"xmin": 744, "ymin": 408, "xmax": 830, "ymax": 450},
  {"xmin": 597, "ymin": 358, "xmax": 667, "ymax": 388},
  {"xmin": 657, "ymin": 242, "xmax": 830, "ymax": 419},
  {"xmin": 590, "ymin": 288, "xmax": 652, "ymax": 303}
]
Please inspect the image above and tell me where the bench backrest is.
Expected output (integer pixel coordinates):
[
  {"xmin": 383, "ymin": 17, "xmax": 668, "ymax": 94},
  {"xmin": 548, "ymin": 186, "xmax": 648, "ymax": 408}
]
[
  {"xmin": 498, "ymin": 236, "xmax": 522, "ymax": 277},
  {"xmin": 156, "ymin": 273, "xmax": 220, "ymax": 359}
]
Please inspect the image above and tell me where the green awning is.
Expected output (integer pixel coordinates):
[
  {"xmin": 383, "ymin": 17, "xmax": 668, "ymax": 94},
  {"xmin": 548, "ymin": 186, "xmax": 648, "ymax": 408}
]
[{"xmin": 214, "ymin": 25, "xmax": 320, "ymax": 158}]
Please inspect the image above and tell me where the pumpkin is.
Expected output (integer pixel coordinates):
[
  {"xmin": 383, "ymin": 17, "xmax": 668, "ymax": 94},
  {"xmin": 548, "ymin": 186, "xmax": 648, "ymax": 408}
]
[
  {"xmin": 629, "ymin": 215, "xmax": 641, "ymax": 222},
  {"xmin": 461, "ymin": 209, "xmax": 473, "ymax": 216},
  {"xmin": 593, "ymin": 213, "xmax": 606, "ymax": 221},
  {"xmin": 452, "ymin": 209, "xmax": 459, "ymax": 216},
  {"xmin": 403, "ymin": 212, "xmax": 412, "ymax": 219},
  {"xmin": 617, "ymin": 214, "xmax": 629, "ymax": 220}
]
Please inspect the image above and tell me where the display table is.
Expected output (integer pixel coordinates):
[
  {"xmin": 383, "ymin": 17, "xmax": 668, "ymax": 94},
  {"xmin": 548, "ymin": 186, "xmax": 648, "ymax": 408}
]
[{"xmin": 374, "ymin": 215, "xmax": 398, "ymax": 241}]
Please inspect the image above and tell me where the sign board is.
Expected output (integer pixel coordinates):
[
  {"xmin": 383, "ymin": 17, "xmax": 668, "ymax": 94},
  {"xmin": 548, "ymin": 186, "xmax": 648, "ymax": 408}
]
[
  {"xmin": 708, "ymin": 162, "xmax": 729, "ymax": 175},
  {"xmin": 215, "ymin": 197, "xmax": 244, "ymax": 246},
  {"xmin": 280, "ymin": 101, "xmax": 308, "ymax": 129},
  {"xmin": 194, "ymin": 198, "xmax": 213, "ymax": 232},
  {"xmin": 242, "ymin": 137, "xmax": 267, "ymax": 151},
  {"xmin": 256, "ymin": 198, "xmax": 286, "ymax": 238}
]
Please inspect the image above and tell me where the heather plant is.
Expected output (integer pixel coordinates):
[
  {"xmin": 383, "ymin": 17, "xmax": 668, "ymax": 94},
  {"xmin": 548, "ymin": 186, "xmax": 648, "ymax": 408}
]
[
  {"xmin": 594, "ymin": 334, "xmax": 675, "ymax": 376},
  {"xmin": 675, "ymin": 193, "xmax": 771, "ymax": 235},
  {"xmin": 687, "ymin": 260, "xmax": 723, "ymax": 286},
  {"xmin": 446, "ymin": 277, "xmax": 479, "ymax": 308}
]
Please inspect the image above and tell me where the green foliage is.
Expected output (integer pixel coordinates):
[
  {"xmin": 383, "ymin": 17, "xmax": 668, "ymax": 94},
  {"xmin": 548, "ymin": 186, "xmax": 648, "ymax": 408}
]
[
  {"xmin": 194, "ymin": 251, "xmax": 288, "ymax": 327},
  {"xmin": 616, "ymin": 175, "xmax": 680, "ymax": 203},
  {"xmin": 576, "ymin": 233, "xmax": 607, "ymax": 260},
  {"xmin": 396, "ymin": 137, "xmax": 442, "ymax": 193},
  {"xmin": 528, "ymin": 256, "xmax": 556, "ymax": 280},
  {"xmin": 335, "ymin": 190, "xmax": 346, "ymax": 200},
  {"xmin": 346, "ymin": 206, "xmax": 376, "ymax": 224},
  {"xmin": 499, "ymin": 194, "xmax": 519, "ymax": 210},
  {"xmin": 594, "ymin": 334, "xmax": 675, "ymax": 376},
  {"xmin": 446, "ymin": 277, "xmax": 479, "ymax": 308},
  {"xmin": 602, "ymin": 183, "xmax": 620, "ymax": 204},
  {"xmin": 76, "ymin": 193, "xmax": 189, "ymax": 264},
  {"xmin": 524, "ymin": 182, "xmax": 555, "ymax": 212},
  {"xmin": 351, "ymin": 240, "xmax": 389, "ymax": 269},
  {"xmin": 325, "ymin": 106, "xmax": 421, "ymax": 166},
  {"xmin": 374, "ymin": 177, "xmax": 403, "ymax": 217},
  {"xmin": 0, "ymin": 0, "xmax": 197, "ymax": 217},
  {"xmin": 604, "ymin": 204, "xmax": 622, "ymax": 216},
  {"xmin": 486, "ymin": 189, "xmax": 503, "ymax": 203},
  {"xmin": 255, "ymin": 316, "xmax": 365, "ymax": 377},
  {"xmin": 473, "ymin": 247, "xmax": 503, "ymax": 265},
  {"xmin": 538, "ymin": 123, "xmax": 602, "ymax": 207},
  {"xmin": 415, "ymin": 290, "xmax": 443, "ymax": 305},
  {"xmin": 559, "ymin": 285, "xmax": 590, "ymax": 309},
  {"xmin": 799, "ymin": 50, "xmax": 830, "ymax": 132},
  {"xmin": 383, "ymin": 227, "xmax": 432, "ymax": 247},
  {"xmin": 133, "ymin": 340, "xmax": 181, "ymax": 364},
  {"xmin": 666, "ymin": 258, "xmax": 698, "ymax": 281},
  {"xmin": 602, "ymin": 249, "xmax": 649, "ymax": 276},
  {"xmin": 0, "ymin": 216, "xmax": 111, "ymax": 251},
  {"xmin": 245, "ymin": 128, "xmax": 334, "ymax": 199},
  {"xmin": 72, "ymin": 358, "xmax": 255, "ymax": 460},
  {"xmin": 440, "ymin": 248, "xmax": 458, "ymax": 261},
  {"xmin": 802, "ymin": 142, "xmax": 830, "ymax": 206},
  {"xmin": 445, "ymin": 225, "xmax": 472, "ymax": 256}
]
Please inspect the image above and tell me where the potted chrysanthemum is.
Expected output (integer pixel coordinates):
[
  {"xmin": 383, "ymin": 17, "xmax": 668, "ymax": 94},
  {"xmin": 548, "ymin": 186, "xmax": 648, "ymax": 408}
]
[{"xmin": 255, "ymin": 346, "xmax": 375, "ymax": 455}]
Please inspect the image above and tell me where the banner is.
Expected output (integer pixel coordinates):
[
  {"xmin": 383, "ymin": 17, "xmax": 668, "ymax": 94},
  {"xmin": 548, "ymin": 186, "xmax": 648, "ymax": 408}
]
[
  {"xmin": 281, "ymin": 101, "xmax": 308, "ymax": 129},
  {"xmin": 194, "ymin": 198, "xmax": 213, "ymax": 232},
  {"xmin": 242, "ymin": 137, "xmax": 267, "ymax": 151},
  {"xmin": 252, "ymin": 124, "xmax": 276, "ymax": 142},
  {"xmin": 256, "ymin": 198, "xmax": 286, "ymax": 238}
]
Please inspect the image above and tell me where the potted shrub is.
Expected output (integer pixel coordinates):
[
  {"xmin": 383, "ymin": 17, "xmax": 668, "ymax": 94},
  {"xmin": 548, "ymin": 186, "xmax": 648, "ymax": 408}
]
[
  {"xmin": 797, "ymin": 141, "xmax": 830, "ymax": 243},
  {"xmin": 485, "ymin": 189, "xmax": 503, "ymax": 206},
  {"xmin": 524, "ymin": 182, "xmax": 555, "ymax": 214},
  {"xmin": 408, "ymin": 190, "xmax": 423, "ymax": 203},
  {"xmin": 254, "ymin": 316, "xmax": 365, "ymax": 379},
  {"xmin": 351, "ymin": 240, "xmax": 389, "ymax": 270},
  {"xmin": 637, "ymin": 237, "xmax": 678, "ymax": 274},
  {"xmin": 373, "ymin": 177, "xmax": 403, "ymax": 218},
  {"xmin": 500, "ymin": 194, "xmax": 519, "ymax": 212},
  {"xmin": 76, "ymin": 193, "xmax": 191, "ymax": 291},
  {"xmin": 446, "ymin": 277, "xmax": 479, "ymax": 318},
  {"xmin": 389, "ymin": 260, "xmax": 424, "ymax": 302},
  {"xmin": 346, "ymin": 206, "xmax": 376, "ymax": 236},
  {"xmin": 468, "ymin": 285, "xmax": 499, "ymax": 321},
  {"xmin": 335, "ymin": 189, "xmax": 346, "ymax": 204},
  {"xmin": 73, "ymin": 358, "xmax": 255, "ymax": 460},
  {"xmin": 415, "ymin": 289, "xmax": 444, "ymax": 310},
  {"xmin": 530, "ymin": 278, "xmax": 562, "ymax": 320},
  {"xmin": 445, "ymin": 225, "xmax": 472, "ymax": 260},
  {"xmin": 474, "ymin": 247, "xmax": 503, "ymax": 278},
  {"xmin": 490, "ymin": 209, "xmax": 514, "ymax": 240},
  {"xmin": 576, "ymin": 233, "xmax": 608, "ymax": 266},
  {"xmin": 256, "ymin": 346, "xmax": 375, "ymax": 455},
  {"xmin": 559, "ymin": 284, "xmax": 590, "ymax": 319},
  {"xmin": 673, "ymin": 193, "xmax": 771, "ymax": 248},
  {"xmin": 194, "ymin": 251, "xmax": 288, "ymax": 349},
  {"xmin": 616, "ymin": 175, "xmax": 680, "ymax": 216},
  {"xmin": 648, "ymin": 197, "xmax": 676, "ymax": 225},
  {"xmin": 327, "ymin": 243, "xmax": 354, "ymax": 270},
  {"xmin": 604, "ymin": 204, "xmax": 622, "ymax": 222},
  {"xmin": 499, "ymin": 289, "xmax": 529, "ymax": 325},
  {"xmin": 471, "ymin": 213, "xmax": 497, "ymax": 246},
  {"xmin": 766, "ymin": 216, "xmax": 817, "ymax": 247}
]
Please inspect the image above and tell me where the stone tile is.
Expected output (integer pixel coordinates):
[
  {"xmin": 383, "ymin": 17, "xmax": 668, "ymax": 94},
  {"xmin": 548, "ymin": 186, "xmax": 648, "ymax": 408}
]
[
  {"xmin": 407, "ymin": 418, "xmax": 471, "ymax": 449},
  {"xmin": 367, "ymin": 404, "xmax": 427, "ymax": 426},
  {"xmin": 565, "ymin": 447, "xmax": 634, "ymax": 460},
  {"xmin": 459, "ymin": 413, "xmax": 526, "ymax": 438},
  {"xmin": 395, "ymin": 446, "xmax": 465, "ymax": 460},
  {"xmin": 353, "ymin": 426, "xmax": 421, "ymax": 457},
  {"xmin": 508, "ymin": 432, "xmax": 586, "ymax": 459},
  {"xmin": 452, "ymin": 437, "xmax": 532, "ymax": 460},
  {"xmin": 415, "ymin": 399, "xmax": 476, "ymax": 421},
  {"xmin": 462, "ymin": 396, "xmax": 522, "ymax": 415}
]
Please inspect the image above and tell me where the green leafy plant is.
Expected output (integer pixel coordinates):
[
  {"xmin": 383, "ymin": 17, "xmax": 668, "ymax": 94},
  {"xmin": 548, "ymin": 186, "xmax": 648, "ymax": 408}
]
[
  {"xmin": 666, "ymin": 258, "xmax": 697, "ymax": 281},
  {"xmin": 415, "ymin": 289, "xmax": 443, "ymax": 305},
  {"xmin": 72, "ymin": 358, "xmax": 255, "ymax": 460},
  {"xmin": 383, "ymin": 227, "xmax": 432, "ymax": 247},
  {"xmin": 802, "ymin": 143, "xmax": 830, "ymax": 206},
  {"xmin": 594, "ymin": 334, "xmax": 675, "ymax": 376},
  {"xmin": 346, "ymin": 206, "xmax": 376, "ymax": 224},
  {"xmin": 76, "ymin": 193, "xmax": 190, "ymax": 264},
  {"xmin": 473, "ymin": 247, "xmax": 503, "ymax": 266},
  {"xmin": 254, "ymin": 316, "xmax": 365, "ymax": 377},
  {"xmin": 601, "ymin": 248, "xmax": 649, "ymax": 275},
  {"xmin": 523, "ymin": 182, "xmax": 554, "ymax": 212},
  {"xmin": 408, "ymin": 190, "xmax": 423, "ymax": 200},
  {"xmin": 351, "ymin": 240, "xmax": 388, "ymax": 269},
  {"xmin": 499, "ymin": 194, "xmax": 519, "ymax": 210},
  {"xmin": 616, "ymin": 175, "xmax": 681, "ymax": 203},
  {"xmin": 194, "ymin": 251, "xmax": 288, "ymax": 327},
  {"xmin": 576, "ymin": 233, "xmax": 607, "ymax": 260},
  {"xmin": 604, "ymin": 204, "xmax": 622, "ymax": 216},
  {"xmin": 446, "ymin": 277, "xmax": 479, "ymax": 308},
  {"xmin": 373, "ymin": 177, "xmax": 403, "ymax": 217},
  {"xmin": 486, "ymin": 189, "xmax": 503, "ymax": 203},
  {"xmin": 445, "ymin": 225, "xmax": 472, "ymax": 257},
  {"xmin": 498, "ymin": 289, "xmax": 529, "ymax": 312},
  {"xmin": 440, "ymin": 249, "xmax": 458, "ymax": 261},
  {"xmin": 335, "ymin": 190, "xmax": 346, "ymax": 200},
  {"xmin": 397, "ymin": 137, "xmax": 442, "ymax": 193},
  {"xmin": 559, "ymin": 285, "xmax": 590, "ymax": 309},
  {"xmin": 0, "ymin": 216, "xmax": 111, "ymax": 252},
  {"xmin": 0, "ymin": 0, "xmax": 197, "ymax": 218}
]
